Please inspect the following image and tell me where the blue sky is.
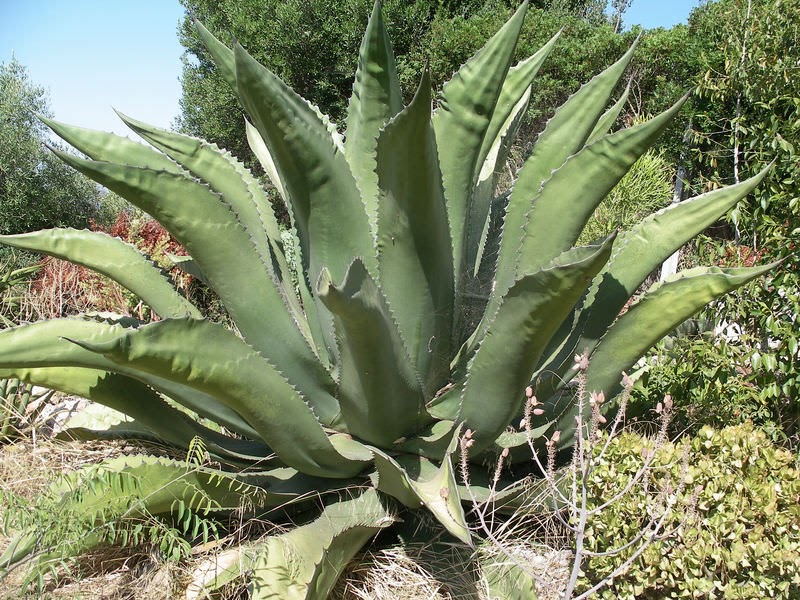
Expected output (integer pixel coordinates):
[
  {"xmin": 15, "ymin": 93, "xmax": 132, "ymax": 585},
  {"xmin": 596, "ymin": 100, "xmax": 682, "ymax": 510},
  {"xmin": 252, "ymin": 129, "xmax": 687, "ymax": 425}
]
[{"xmin": 1, "ymin": 0, "xmax": 703, "ymax": 140}]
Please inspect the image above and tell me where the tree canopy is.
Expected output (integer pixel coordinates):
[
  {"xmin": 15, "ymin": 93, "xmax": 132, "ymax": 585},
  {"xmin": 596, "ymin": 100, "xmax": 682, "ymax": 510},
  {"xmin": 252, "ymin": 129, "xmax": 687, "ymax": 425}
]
[{"xmin": 0, "ymin": 59, "xmax": 102, "ymax": 237}]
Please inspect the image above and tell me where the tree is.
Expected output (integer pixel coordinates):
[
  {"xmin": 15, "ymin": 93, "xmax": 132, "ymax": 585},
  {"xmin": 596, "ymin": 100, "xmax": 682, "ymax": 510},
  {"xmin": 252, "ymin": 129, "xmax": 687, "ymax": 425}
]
[
  {"xmin": 0, "ymin": 59, "xmax": 102, "ymax": 238},
  {"xmin": 176, "ymin": 0, "xmax": 450, "ymax": 166}
]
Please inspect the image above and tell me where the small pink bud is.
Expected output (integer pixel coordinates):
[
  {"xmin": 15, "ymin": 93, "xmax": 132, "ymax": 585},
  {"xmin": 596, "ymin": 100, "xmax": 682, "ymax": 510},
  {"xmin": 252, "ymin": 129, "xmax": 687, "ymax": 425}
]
[
  {"xmin": 465, "ymin": 439, "xmax": 474, "ymax": 448},
  {"xmin": 533, "ymin": 408, "xmax": 545, "ymax": 416},
  {"xmin": 551, "ymin": 430, "xmax": 561, "ymax": 444},
  {"xmin": 574, "ymin": 353, "xmax": 589, "ymax": 371},
  {"xmin": 664, "ymin": 394, "xmax": 673, "ymax": 410},
  {"xmin": 590, "ymin": 391, "xmax": 605, "ymax": 405},
  {"xmin": 598, "ymin": 414, "xmax": 607, "ymax": 424},
  {"xmin": 519, "ymin": 418, "xmax": 526, "ymax": 429},
  {"xmin": 501, "ymin": 447, "xmax": 509, "ymax": 458},
  {"xmin": 655, "ymin": 402, "xmax": 663, "ymax": 414},
  {"xmin": 464, "ymin": 428, "xmax": 473, "ymax": 439},
  {"xmin": 525, "ymin": 386, "xmax": 534, "ymax": 398}
]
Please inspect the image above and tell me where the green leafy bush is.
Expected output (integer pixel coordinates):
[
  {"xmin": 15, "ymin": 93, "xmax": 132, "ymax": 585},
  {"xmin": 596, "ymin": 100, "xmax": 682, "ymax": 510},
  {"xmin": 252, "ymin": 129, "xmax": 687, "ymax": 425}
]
[
  {"xmin": 578, "ymin": 422, "xmax": 800, "ymax": 599},
  {"xmin": 636, "ymin": 238, "xmax": 799, "ymax": 446}
]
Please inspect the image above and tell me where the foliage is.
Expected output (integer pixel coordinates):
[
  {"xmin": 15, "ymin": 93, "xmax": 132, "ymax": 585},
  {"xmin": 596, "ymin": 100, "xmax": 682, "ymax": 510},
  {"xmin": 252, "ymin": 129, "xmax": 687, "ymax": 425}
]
[
  {"xmin": 0, "ymin": 3, "xmax": 773, "ymax": 595},
  {"xmin": 639, "ymin": 238, "xmax": 799, "ymax": 446},
  {"xmin": 0, "ymin": 255, "xmax": 40, "ymax": 327},
  {"xmin": 0, "ymin": 452, "xmax": 240, "ymax": 593},
  {"xmin": 0, "ymin": 60, "xmax": 102, "ymax": 240},
  {"xmin": 177, "ymin": 0, "xmax": 457, "ymax": 166},
  {"xmin": 578, "ymin": 149, "xmax": 673, "ymax": 244},
  {"xmin": 577, "ymin": 422, "xmax": 800, "ymax": 599},
  {"xmin": 0, "ymin": 378, "xmax": 52, "ymax": 442}
]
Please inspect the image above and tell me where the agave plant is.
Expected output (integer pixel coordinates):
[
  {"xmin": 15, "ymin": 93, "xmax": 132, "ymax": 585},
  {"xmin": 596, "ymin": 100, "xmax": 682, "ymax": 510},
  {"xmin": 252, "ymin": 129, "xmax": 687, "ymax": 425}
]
[{"xmin": 0, "ymin": 1, "xmax": 773, "ymax": 596}]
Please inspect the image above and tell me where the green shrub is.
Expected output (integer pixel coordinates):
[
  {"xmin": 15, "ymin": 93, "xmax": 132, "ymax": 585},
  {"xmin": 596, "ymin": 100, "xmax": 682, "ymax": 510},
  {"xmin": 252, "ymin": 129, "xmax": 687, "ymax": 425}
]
[
  {"xmin": 578, "ymin": 422, "xmax": 800, "ymax": 599},
  {"xmin": 578, "ymin": 148, "xmax": 674, "ymax": 245}
]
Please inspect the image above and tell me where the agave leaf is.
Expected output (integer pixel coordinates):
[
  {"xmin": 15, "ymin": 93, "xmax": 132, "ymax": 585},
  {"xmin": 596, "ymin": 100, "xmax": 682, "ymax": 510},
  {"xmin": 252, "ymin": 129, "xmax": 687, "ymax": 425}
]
[
  {"xmin": 376, "ymin": 69, "xmax": 453, "ymax": 395},
  {"xmin": 168, "ymin": 254, "xmax": 209, "ymax": 286},
  {"xmin": 246, "ymin": 119, "xmax": 288, "ymax": 203},
  {"xmin": 433, "ymin": 0, "xmax": 528, "ymax": 296},
  {"xmin": 346, "ymin": 0, "xmax": 404, "ymax": 234},
  {"xmin": 318, "ymin": 260, "xmax": 428, "ymax": 446},
  {"xmin": 115, "ymin": 113, "xmax": 317, "ymax": 355},
  {"xmin": 49, "ymin": 150, "xmax": 340, "ymax": 424},
  {"xmin": 517, "ymin": 96, "xmax": 687, "ymax": 276},
  {"xmin": 73, "ymin": 319, "xmax": 367, "ymax": 478},
  {"xmin": 41, "ymin": 117, "xmax": 185, "ymax": 174},
  {"xmin": 583, "ymin": 263, "xmax": 779, "ymax": 404},
  {"xmin": 586, "ymin": 84, "xmax": 630, "ymax": 145},
  {"xmin": 476, "ymin": 31, "xmax": 560, "ymax": 181},
  {"xmin": 534, "ymin": 167, "xmax": 773, "ymax": 403},
  {"xmin": 193, "ymin": 19, "xmax": 237, "ymax": 89},
  {"xmin": 249, "ymin": 489, "xmax": 395, "ymax": 600},
  {"xmin": 233, "ymin": 42, "xmax": 376, "ymax": 287},
  {"xmin": 0, "ymin": 366, "xmax": 269, "ymax": 463},
  {"xmin": 481, "ymin": 553, "xmax": 539, "ymax": 600},
  {"xmin": 372, "ymin": 426, "xmax": 471, "ymax": 545},
  {"xmin": 115, "ymin": 113, "xmax": 283, "ymax": 256},
  {"xmin": 467, "ymin": 31, "xmax": 561, "ymax": 279},
  {"xmin": 0, "ymin": 228, "xmax": 200, "ymax": 319},
  {"xmin": 460, "ymin": 241, "xmax": 612, "ymax": 454},
  {"xmin": 245, "ymin": 120, "xmax": 332, "ymax": 367},
  {"xmin": 578, "ymin": 167, "xmax": 772, "ymax": 348},
  {"xmin": 0, "ymin": 317, "xmax": 261, "ymax": 439},
  {"xmin": 492, "ymin": 40, "xmax": 639, "ymax": 315}
]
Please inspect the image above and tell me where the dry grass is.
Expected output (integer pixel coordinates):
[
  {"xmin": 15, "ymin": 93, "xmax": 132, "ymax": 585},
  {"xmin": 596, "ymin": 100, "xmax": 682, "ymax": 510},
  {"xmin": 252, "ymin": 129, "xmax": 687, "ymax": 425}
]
[{"xmin": 329, "ymin": 540, "xmax": 571, "ymax": 600}]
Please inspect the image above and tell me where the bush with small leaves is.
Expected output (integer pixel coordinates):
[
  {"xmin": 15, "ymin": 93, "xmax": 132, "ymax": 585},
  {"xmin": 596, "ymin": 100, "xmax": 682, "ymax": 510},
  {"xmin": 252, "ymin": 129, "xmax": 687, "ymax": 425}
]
[{"xmin": 578, "ymin": 422, "xmax": 800, "ymax": 599}]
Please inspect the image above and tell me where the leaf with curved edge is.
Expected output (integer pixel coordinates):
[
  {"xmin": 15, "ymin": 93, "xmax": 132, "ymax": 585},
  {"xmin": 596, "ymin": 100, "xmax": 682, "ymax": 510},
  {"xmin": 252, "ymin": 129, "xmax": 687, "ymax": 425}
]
[
  {"xmin": 246, "ymin": 119, "xmax": 288, "ymax": 203},
  {"xmin": 193, "ymin": 19, "xmax": 237, "ymax": 89},
  {"xmin": 586, "ymin": 84, "xmax": 630, "ymax": 145},
  {"xmin": 460, "ymin": 241, "xmax": 613, "ymax": 455},
  {"xmin": 372, "ymin": 426, "xmax": 471, "ymax": 545},
  {"xmin": 578, "ymin": 167, "xmax": 772, "ymax": 359},
  {"xmin": 534, "ymin": 167, "xmax": 772, "ymax": 403},
  {"xmin": 468, "ymin": 31, "xmax": 561, "ymax": 281},
  {"xmin": 583, "ymin": 263, "xmax": 777, "ymax": 404},
  {"xmin": 0, "ymin": 366, "xmax": 270, "ymax": 464},
  {"xmin": 116, "ymin": 113, "xmax": 283, "ymax": 256},
  {"xmin": 0, "ymin": 317, "xmax": 260, "ymax": 439},
  {"xmin": 49, "ymin": 150, "xmax": 340, "ymax": 426},
  {"xmin": 41, "ymin": 117, "xmax": 185, "ymax": 174},
  {"xmin": 0, "ymin": 229, "xmax": 200, "ymax": 319},
  {"xmin": 318, "ymin": 260, "xmax": 428, "ymax": 447},
  {"xmin": 233, "ymin": 42, "xmax": 376, "ymax": 288},
  {"xmin": 516, "ymin": 96, "xmax": 687, "ymax": 276},
  {"xmin": 434, "ymin": 0, "xmax": 528, "ymax": 298},
  {"xmin": 114, "ymin": 113, "xmax": 319, "ymax": 357},
  {"xmin": 72, "ymin": 319, "xmax": 367, "ymax": 478},
  {"xmin": 491, "ymin": 40, "xmax": 639, "ymax": 321},
  {"xmin": 466, "ymin": 31, "xmax": 562, "ymax": 281},
  {"xmin": 376, "ymin": 70, "xmax": 453, "ymax": 396},
  {"xmin": 245, "ymin": 120, "xmax": 333, "ymax": 367},
  {"xmin": 346, "ymin": 0, "xmax": 404, "ymax": 235},
  {"xmin": 248, "ymin": 489, "xmax": 395, "ymax": 600}
]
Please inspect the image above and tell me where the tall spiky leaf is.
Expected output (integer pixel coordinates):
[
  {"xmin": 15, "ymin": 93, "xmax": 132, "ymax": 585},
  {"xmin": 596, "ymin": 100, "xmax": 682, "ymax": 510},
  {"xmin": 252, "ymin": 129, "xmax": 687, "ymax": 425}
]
[
  {"xmin": 318, "ymin": 260, "xmax": 428, "ymax": 446},
  {"xmin": 346, "ymin": 0, "xmax": 404, "ymax": 233},
  {"xmin": 376, "ymin": 70, "xmax": 453, "ymax": 395}
]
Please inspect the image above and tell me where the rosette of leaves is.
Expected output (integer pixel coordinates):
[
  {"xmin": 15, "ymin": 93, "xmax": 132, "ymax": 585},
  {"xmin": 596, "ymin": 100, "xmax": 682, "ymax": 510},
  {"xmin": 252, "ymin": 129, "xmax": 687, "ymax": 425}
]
[{"xmin": 0, "ymin": 2, "xmax": 775, "ymax": 596}]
